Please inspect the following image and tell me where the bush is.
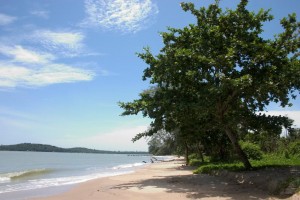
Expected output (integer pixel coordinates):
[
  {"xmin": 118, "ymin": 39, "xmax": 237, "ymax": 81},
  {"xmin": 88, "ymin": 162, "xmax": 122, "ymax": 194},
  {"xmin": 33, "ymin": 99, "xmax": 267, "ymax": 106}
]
[
  {"xmin": 194, "ymin": 154, "xmax": 300, "ymax": 174},
  {"xmin": 193, "ymin": 162, "xmax": 244, "ymax": 174},
  {"xmin": 251, "ymin": 154, "xmax": 300, "ymax": 167},
  {"xmin": 289, "ymin": 140, "xmax": 300, "ymax": 156},
  {"xmin": 188, "ymin": 153, "xmax": 199, "ymax": 160},
  {"xmin": 284, "ymin": 150, "xmax": 290, "ymax": 159},
  {"xmin": 188, "ymin": 153, "xmax": 205, "ymax": 166},
  {"xmin": 189, "ymin": 159, "xmax": 202, "ymax": 166},
  {"xmin": 240, "ymin": 141, "xmax": 263, "ymax": 160}
]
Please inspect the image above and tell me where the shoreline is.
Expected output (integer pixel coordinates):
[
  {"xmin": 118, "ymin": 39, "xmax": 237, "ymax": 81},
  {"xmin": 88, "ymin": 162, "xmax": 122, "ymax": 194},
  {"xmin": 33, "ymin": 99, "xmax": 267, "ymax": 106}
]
[{"xmin": 34, "ymin": 158, "xmax": 299, "ymax": 200}]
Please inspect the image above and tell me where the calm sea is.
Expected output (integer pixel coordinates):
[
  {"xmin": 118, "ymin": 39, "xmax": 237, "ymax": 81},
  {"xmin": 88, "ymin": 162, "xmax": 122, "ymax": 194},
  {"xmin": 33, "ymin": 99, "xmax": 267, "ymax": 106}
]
[{"xmin": 0, "ymin": 151, "xmax": 163, "ymax": 200}]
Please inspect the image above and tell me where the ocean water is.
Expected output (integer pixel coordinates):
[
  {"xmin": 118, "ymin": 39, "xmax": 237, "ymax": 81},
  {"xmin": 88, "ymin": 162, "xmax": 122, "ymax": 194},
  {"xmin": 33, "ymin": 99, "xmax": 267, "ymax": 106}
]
[{"xmin": 0, "ymin": 151, "xmax": 157, "ymax": 200}]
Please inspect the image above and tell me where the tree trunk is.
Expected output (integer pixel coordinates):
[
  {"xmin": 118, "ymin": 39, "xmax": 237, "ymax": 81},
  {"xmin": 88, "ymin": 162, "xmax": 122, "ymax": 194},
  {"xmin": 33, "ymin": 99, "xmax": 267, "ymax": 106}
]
[
  {"xmin": 197, "ymin": 143, "xmax": 204, "ymax": 162},
  {"xmin": 185, "ymin": 141, "xmax": 190, "ymax": 165},
  {"xmin": 225, "ymin": 127, "xmax": 252, "ymax": 169}
]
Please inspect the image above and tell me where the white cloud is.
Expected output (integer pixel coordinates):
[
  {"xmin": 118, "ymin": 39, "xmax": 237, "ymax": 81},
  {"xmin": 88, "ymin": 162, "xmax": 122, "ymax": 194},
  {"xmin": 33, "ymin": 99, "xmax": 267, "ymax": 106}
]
[
  {"xmin": 0, "ymin": 61, "xmax": 95, "ymax": 88},
  {"xmin": 0, "ymin": 13, "xmax": 16, "ymax": 26},
  {"xmin": 28, "ymin": 64, "xmax": 94, "ymax": 86},
  {"xmin": 82, "ymin": 0, "xmax": 158, "ymax": 33},
  {"xmin": 35, "ymin": 30, "xmax": 84, "ymax": 49},
  {"xmin": 0, "ymin": 42, "xmax": 97, "ymax": 88},
  {"xmin": 68, "ymin": 125, "xmax": 149, "ymax": 151},
  {"xmin": 0, "ymin": 63, "xmax": 30, "ymax": 87},
  {"xmin": 0, "ymin": 45, "xmax": 54, "ymax": 64},
  {"xmin": 261, "ymin": 110, "xmax": 300, "ymax": 128},
  {"xmin": 30, "ymin": 10, "xmax": 49, "ymax": 19},
  {"xmin": 33, "ymin": 30, "xmax": 85, "ymax": 57}
]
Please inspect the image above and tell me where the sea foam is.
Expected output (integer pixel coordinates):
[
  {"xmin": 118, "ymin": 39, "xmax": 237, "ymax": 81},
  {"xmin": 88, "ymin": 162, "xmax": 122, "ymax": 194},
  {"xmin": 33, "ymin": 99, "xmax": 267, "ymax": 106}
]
[
  {"xmin": 0, "ymin": 169, "xmax": 53, "ymax": 182},
  {"xmin": 112, "ymin": 162, "xmax": 145, "ymax": 170},
  {"xmin": 0, "ymin": 170, "xmax": 132, "ymax": 194}
]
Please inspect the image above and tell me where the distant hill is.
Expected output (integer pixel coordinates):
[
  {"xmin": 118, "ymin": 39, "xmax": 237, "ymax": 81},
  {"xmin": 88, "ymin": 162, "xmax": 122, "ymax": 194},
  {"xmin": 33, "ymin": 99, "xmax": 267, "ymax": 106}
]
[{"xmin": 0, "ymin": 143, "xmax": 149, "ymax": 154}]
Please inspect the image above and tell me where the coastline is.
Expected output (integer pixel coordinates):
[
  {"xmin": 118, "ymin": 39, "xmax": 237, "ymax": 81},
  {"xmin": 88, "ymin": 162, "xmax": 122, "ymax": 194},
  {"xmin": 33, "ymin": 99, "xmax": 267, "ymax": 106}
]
[{"xmin": 35, "ymin": 158, "xmax": 299, "ymax": 200}]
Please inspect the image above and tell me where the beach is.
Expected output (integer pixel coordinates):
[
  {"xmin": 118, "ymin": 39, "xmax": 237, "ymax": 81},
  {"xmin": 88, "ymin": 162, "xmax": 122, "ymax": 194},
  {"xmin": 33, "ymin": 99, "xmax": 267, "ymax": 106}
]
[{"xmin": 36, "ymin": 158, "xmax": 300, "ymax": 200}]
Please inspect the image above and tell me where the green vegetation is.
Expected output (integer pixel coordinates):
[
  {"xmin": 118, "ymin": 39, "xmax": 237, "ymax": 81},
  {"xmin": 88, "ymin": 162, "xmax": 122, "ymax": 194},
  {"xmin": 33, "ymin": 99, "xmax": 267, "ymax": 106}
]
[
  {"xmin": 274, "ymin": 177, "xmax": 300, "ymax": 195},
  {"xmin": 289, "ymin": 140, "xmax": 300, "ymax": 158},
  {"xmin": 191, "ymin": 131, "xmax": 300, "ymax": 174},
  {"xmin": 119, "ymin": 0, "xmax": 300, "ymax": 171},
  {"xmin": 240, "ymin": 141, "xmax": 263, "ymax": 160},
  {"xmin": 0, "ymin": 143, "xmax": 149, "ymax": 154},
  {"xmin": 193, "ymin": 154, "xmax": 300, "ymax": 174}
]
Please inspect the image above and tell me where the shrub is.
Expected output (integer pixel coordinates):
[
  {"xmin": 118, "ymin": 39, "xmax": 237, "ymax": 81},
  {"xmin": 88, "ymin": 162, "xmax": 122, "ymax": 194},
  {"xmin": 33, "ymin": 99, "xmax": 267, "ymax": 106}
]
[
  {"xmin": 189, "ymin": 159, "xmax": 202, "ymax": 166},
  {"xmin": 193, "ymin": 162, "xmax": 244, "ymax": 174},
  {"xmin": 289, "ymin": 141, "xmax": 300, "ymax": 156},
  {"xmin": 194, "ymin": 154, "xmax": 300, "ymax": 174},
  {"xmin": 240, "ymin": 141, "xmax": 263, "ymax": 160},
  {"xmin": 188, "ymin": 153, "xmax": 205, "ymax": 166},
  {"xmin": 188, "ymin": 153, "xmax": 199, "ymax": 160},
  {"xmin": 284, "ymin": 150, "xmax": 290, "ymax": 159}
]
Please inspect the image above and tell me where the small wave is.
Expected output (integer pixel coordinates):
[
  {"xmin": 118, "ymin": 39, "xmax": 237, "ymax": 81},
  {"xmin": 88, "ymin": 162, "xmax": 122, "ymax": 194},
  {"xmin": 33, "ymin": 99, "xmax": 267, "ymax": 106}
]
[
  {"xmin": 0, "ymin": 169, "xmax": 53, "ymax": 181},
  {"xmin": 0, "ymin": 177, "xmax": 10, "ymax": 183},
  {"xmin": 112, "ymin": 162, "xmax": 144, "ymax": 170},
  {"xmin": 152, "ymin": 156, "xmax": 176, "ymax": 162}
]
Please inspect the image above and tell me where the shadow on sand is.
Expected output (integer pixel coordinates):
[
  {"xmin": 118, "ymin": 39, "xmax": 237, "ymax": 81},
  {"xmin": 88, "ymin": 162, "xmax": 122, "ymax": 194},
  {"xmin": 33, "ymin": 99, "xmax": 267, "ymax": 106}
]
[{"xmin": 112, "ymin": 165, "xmax": 299, "ymax": 200}]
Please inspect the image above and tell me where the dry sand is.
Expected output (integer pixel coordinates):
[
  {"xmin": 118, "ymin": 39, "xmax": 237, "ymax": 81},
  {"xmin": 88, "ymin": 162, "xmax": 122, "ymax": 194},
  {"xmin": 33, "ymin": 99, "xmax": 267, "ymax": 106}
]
[{"xmin": 36, "ymin": 158, "xmax": 299, "ymax": 200}]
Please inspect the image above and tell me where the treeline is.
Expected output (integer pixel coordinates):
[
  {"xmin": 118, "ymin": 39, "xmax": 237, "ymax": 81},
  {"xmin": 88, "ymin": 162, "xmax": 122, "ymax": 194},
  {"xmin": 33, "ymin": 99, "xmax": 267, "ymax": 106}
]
[
  {"xmin": 0, "ymin": 143, "xmax": 149, "ymax": 154},
  {"xmin": 119, "ymin": 0, "xmax": 300, "ymax": 169},
  {"xmin": 148, "ymin": 128, "xmax": 300, "ymax": 160}
]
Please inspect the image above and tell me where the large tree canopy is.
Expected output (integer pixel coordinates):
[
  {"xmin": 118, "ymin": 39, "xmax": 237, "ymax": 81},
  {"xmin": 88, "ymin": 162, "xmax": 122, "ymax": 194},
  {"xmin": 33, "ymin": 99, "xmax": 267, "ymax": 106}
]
[{"xmin": 119, "ymin": 0, "xmax": 300, "ymax": 169}]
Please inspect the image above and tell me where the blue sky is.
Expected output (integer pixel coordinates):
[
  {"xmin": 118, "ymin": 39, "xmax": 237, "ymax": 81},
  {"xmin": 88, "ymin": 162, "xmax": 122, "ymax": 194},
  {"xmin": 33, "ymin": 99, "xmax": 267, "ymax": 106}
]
[{"xmin": 0, "ymin": 0, "xmax": 299, "ymax": 151}]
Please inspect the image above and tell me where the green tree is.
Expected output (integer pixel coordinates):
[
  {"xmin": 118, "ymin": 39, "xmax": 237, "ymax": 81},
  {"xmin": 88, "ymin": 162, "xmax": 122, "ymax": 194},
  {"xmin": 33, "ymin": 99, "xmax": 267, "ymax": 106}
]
[
  {"xmin": 288, "ymin": 128, "xmax": 300, "ymax": 141},
  {"xmin": 147, "ymin": 129, "xmax": 176, "ymax": 155},
  {"xmin": 120, "ymin": 0, "xmax": 300, "ymax": 169}
]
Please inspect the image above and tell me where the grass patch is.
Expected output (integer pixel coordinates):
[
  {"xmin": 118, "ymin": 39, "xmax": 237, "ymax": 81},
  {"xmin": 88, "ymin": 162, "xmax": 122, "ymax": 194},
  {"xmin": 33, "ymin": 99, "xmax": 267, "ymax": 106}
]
[
  {"xmin": 193, "ymin": 154, "xmax": 300, "ymax": 174},
  {"xmin": 194, "ymin": 162, "xmax": 244, "ymax": 174},
  {"xmin": 251, "ymin": 154, "xmax": 300, "ymax": 168}
]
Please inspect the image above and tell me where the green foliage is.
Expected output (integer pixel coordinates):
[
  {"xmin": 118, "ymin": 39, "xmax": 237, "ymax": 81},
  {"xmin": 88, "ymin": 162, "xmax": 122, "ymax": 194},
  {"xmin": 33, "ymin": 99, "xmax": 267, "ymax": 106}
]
[
  {"xmin": 289, "ymin": 140, "xmax": 300, "ymax": 156},
  {"xmin": 147, "ymin": 130, "xmax": 177, "ymax": 155},
  {"xmin": 194, "ymin": 162, "xmax": 244, "ymax": 174},
  {"xmin": 240, "ymin": 141, "xmax": 263, "ymax": 160},
  {"xmin": 188, "ymin": 153, "xmax": 200, "ymax": 160},
  {"xmin": 275, "ymin": 139, "xmax": 300, "ymax": 159},
  {"xmin": 251, "ymin": 154, "xmax": 300, "ymax": 167},
  {"xmin": 119, "ymin": 0, "xmax": 300, "ymax": 169},
  {"xmin": 241, "ymin": 130, "xmax": 281, "ymax": 153},
  {"xmin": 188, "ymin": 153, "xmax": 207, "ymax": 166},
  {"xmin": 288, "ymin": 128, "xmax": 300, "ymax": 140},
  {"xmin": 189, "ymin": 159, "xmax": 203, "ymax": 167},
  {"xmin": 284, "ymin": 150, "xmax": 290, "ymax": 159},
  {"xmin": 194, "ymin": 154, "xmax": 300, "ymax": 174}
]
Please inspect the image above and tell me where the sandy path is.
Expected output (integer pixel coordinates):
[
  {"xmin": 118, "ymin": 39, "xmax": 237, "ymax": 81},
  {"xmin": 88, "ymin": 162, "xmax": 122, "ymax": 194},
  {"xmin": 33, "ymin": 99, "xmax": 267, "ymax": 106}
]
[{"xmin": 36, "ymin": 159, "xmax": 299, "ymax": 200}]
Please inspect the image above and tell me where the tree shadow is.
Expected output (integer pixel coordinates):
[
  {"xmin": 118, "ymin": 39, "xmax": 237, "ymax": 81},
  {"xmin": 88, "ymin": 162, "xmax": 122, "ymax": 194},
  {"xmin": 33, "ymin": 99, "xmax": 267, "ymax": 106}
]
[{"xmin": 111, "ymin": 166, "xmax": 299, "ymax": 199}]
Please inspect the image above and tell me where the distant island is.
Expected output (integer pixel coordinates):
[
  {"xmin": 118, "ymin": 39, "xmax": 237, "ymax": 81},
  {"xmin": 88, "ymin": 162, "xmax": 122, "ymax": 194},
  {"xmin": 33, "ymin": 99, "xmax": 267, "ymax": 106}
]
[{"xmin": 0, "ymin": 143, "xmax": 149, "ymax": 155}]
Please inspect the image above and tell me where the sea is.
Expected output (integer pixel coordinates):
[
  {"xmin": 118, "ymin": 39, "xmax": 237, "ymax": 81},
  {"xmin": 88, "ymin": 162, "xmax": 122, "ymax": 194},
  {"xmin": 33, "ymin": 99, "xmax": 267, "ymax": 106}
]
[{"xmin": 0, "ymin": 151, "xmax": 171, "ymax": 200}]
